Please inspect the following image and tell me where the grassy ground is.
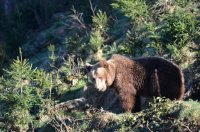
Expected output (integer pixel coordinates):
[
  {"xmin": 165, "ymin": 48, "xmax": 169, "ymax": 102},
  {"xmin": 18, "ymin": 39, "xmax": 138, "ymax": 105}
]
[{"xmin": 40, "ymin": 99, "xmax": 200, "ymax": 132}]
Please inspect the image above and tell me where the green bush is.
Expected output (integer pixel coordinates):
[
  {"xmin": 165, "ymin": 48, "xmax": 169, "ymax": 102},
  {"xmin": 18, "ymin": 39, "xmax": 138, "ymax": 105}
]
[
  {"xmin": 112, "ymin": 0, "xmax": 198, "ymax": 67},
  {"xmin": 89, "ymin": 10, "xmax": 108, "ymax": 52},
  {"xmin": 0, "ymin": 49, "xmax": 53, "ymax": 131},
  {"xmin": 165, "ymin": 9, "xmax": 196, "ymax": 43},
  {"xmin": 112, "ymin": 0, "xmax": 149, "ymax": 24}
]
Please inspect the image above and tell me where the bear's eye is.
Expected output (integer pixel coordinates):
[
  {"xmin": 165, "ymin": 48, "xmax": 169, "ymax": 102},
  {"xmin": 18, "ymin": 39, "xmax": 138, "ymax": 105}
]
[
  {"xmin": 92, "ymin": 78, "xmax": 95, "ymax": 82},
  {"xmin": 105, "ymin": 80, "xmax": 108, "ymax": 85}
]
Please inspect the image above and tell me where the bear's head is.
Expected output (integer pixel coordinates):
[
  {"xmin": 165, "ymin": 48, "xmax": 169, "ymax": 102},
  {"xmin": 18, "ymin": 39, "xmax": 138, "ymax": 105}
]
[{"xmin": 86, "ymin": 60, "xmax": 116, "ymax": 92}]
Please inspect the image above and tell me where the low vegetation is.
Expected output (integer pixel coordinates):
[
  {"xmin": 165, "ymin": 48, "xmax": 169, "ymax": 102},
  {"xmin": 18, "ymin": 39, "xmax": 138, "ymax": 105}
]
[
  {"xmin": 0, "ymin": 0, "xmax": 200, "ymax": 131},
  {"xmin": 43, "ymin": 98, "xmax": 200, "ymax": 132}
]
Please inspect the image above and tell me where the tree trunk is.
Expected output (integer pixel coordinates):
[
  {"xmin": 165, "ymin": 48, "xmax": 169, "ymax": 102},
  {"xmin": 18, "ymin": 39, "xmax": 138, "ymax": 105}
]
[
  {"xmin": 3, "ymin": 0, "xmax": 16, "ymax": 18},
  {"xmin": 3, "ymin": 0, "xmax": 9, "ymax": 16}
]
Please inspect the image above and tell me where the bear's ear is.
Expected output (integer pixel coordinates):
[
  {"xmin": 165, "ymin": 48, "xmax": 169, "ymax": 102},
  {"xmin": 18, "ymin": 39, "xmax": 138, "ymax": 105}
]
[
  {"xmin": 99, "ymin": 60, "xmax": 109, "ymax": 68},
  {"xmin": 85, "ymin": 63, "xmax": 93, "ymax": 72}
]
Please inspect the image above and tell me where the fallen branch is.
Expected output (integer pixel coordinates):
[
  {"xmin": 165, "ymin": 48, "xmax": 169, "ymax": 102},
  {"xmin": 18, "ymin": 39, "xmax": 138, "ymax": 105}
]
[{"xmin": 50, "ymin": 97, "xmax": 89, "ymax": 113}]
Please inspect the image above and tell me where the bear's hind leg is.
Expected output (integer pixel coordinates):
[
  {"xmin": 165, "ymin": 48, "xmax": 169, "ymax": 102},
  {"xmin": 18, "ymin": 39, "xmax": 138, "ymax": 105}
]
[{"xmin": 149, "ymin": 69, "xmax": 161, "ymax": 97}]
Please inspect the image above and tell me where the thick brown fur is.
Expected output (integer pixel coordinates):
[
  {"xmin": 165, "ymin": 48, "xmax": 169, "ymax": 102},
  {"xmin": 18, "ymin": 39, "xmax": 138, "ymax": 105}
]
[{"xmin": 87, "ymin": 54, "xmax": 185, "ymax": 112}]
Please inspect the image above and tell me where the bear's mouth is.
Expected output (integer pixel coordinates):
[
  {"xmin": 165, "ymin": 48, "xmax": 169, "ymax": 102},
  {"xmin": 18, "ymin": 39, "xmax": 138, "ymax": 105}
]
[{"xmin": 96, "ymin": 85, "xmax": 107, "ymax": 92}]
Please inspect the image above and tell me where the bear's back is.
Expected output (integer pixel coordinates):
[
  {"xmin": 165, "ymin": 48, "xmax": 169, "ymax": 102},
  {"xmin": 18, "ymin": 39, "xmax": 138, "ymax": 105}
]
[{"xmin": 134, "ymin": 57, "xmax": 177, "ymax": 70}]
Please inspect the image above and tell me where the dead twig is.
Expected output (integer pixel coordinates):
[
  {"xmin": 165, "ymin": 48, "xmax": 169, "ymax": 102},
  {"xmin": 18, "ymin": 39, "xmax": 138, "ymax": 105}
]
[{"xmin": 89, "ymin": 0, "xmax": 96, "ymax": 16}]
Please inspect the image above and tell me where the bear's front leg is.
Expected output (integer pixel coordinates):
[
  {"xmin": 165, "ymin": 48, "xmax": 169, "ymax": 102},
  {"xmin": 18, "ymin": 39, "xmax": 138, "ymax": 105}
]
[{"xmin": 119, "ymin": 92, "xmax": 137, "ymax": 112}]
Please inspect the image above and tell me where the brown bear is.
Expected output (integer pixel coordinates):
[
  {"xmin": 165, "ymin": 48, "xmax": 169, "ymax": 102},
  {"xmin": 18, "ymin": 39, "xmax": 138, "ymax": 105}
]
[{"xmin": 86, "ymin": 54, "xmax": 185, "ymax": 112}]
